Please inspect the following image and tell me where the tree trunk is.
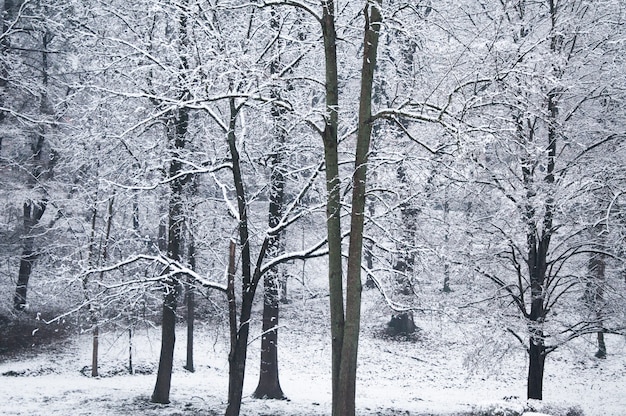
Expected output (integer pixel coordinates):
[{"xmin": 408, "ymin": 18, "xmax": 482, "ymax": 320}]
[
  {"xmin": 91, "ymin": 326, "xmax": 99, "ymax": 377},
  {"xmin": 184, "ymin": 284, "xmax": 195, "ymax": 372},
  {"xmin": 253, "ymin": 7, "xmax": 287, "ymax": 400},
  {"xmin": 225, "ymin": 256, "xmax": 265, "ymax": 415},
  {"xmin": 128, "ymin": 326, "xmax": 134, "ymax": 374},
  {"xmin": 337, "ymin": 4, "xmax": 382, "ymax": 415},
  {"xmin": 151, "ymin": 288, "xmax": 177, "ymax": 404},
  {"xmin": 253, "ymin": 265, "xmax": 284, "ymax": 399},
  {"xmin": 226, "ymin": 318, "xmax": 251, "ymax": 416},
  {"xmin": 184, "ymin": 234, "xmax": 196, "ymax": 372},
  {"xmin": 152, "ymin": 1, "xmax": 190, "ymax": 402},
  {"xmin": 588, "ymin": 249, "xmax": 607, "ymax": 359},
  {"xmin": 320, "ymin": 3, "xmax": 345, "ymax": 412},
  {"xmin": 527, "ymin": 337, "xmax": 546, "ymax": 400},
  {"xmin": 225, "ymin": 97, "xmax": 263, "ymax": 416},
  {"xmin": 151, "ymin": 120, "xmax": 186, "ymax": 403},
  {"xmin": 13, "ymin": 200, "xmax": 47, "ymax": 310}
]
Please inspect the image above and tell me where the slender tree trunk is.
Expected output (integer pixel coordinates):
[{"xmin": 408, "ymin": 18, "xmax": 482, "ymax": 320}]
[
  {"xmin": 128, "ymin": 326, "xmax": 134, "ymax": 375},
  {"xmin": 225, "ymin": 97, "xmax": 265, "ymax": 416},
  {"xmin": 152, "ymin": 163, "xmax": 185, "ymax": 403},
  {"xmin": 226, "ymin": 241, "xmax": 240, "ymax": 415},
  {"xmin": 87, "ymin": 194, "xmax": 114, "ymax": 378},
  {"xmin": 184, "ymin": 238, "xmax": 196, "ymax": 372},
  {"xmin": 320, "ymin": 3, "xmax": 344, "ymax": 412},
  {"xmin": 337, "ymin": 4, "xmax": 382, "ymax": 414},
  {"xmin": 588, "ymin": 248, "xmax": 607, "ymax": 358},
  {"xmin": 91, "ymin": 326, "xmax": 99, "ymax": 377}
]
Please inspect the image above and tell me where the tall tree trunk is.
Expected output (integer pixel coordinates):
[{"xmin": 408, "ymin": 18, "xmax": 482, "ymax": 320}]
[
  {"xmin": 252, "ymin": 136, "xmax": 286, "ymax": 398},
  {"xmin": 320, "ymin": 3, "xmax": 344, "ymax": 412},
  {"xmin": 524, "ymin": 2, "xmax": 561, "ymax": 399},
  {"xmin": 87, "ymin": 194, "xmax": 115, "ymax": 377},
  {"xmin": 184, "ymin": 174, "xmax": 198, "ymax": 373},
  {"xmin": 253, "ymin": 263, "xmax": 284, "ymax": 399},
  {"xmin": 225, "ymin": 97, "xmax": 263, "ymax": 416},
  {"xmin": 253, "ymin": 7, "xmax": 287, "ymax": 400},
  {"xmin": 151, "ymin": 149, "xmax": 185, "ymax": 403},
  {"xmin": 337, "ymin": 3, "xmax": 382, "ymax": 414},
  {"xmin": 151, "ymin": 107, "xmax": 188, "ymax": 403},
  {"xmin": 151, "ymin": 1, "xmax": 190, "ymax": 403}
]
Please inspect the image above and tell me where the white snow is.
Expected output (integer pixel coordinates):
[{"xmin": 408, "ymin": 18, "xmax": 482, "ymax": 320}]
[{"xmin": 0, "ymin": 291, "xmax": 625, "ymax": 415}]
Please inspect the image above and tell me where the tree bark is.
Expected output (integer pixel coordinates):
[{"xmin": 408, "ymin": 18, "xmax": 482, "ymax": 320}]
[
  {"xmin": 184, "ymin": 238, "xmax": 196, "ymax": 373},
  {"xmin": 13, "ymin": 200, "xmax": 47, "ymax": 310},
  {"xmin": 253, "ymin": 7, "xmax": 287, "ymax": 400},
  {"xmin": 337, "ymin": 3, "xmax": 382, "ymax": 414},
  {"xmin": 527, "ymin": 338, "xmax": 546, "ymax": 400},
  {"xmin": 225, "ymin": 97, "xmax": 263, "ymax": 416},
  {"xmin": 152, "ymin": 287, "xmax": 178, "ymax": 404},
  {"xmin": 587, "ymin": 248, "xmax": 607, "ymax": 359},
  {"xmin": 151, "ymin": 107, "xmax": 187, "ymax": 402},
  {"xmin": 151, "ymin": 1, "xmax": 190, "ymax": 403},
  {"xmin": 320, "ymin": 3, "xmax": 344, "ymax": 412}
]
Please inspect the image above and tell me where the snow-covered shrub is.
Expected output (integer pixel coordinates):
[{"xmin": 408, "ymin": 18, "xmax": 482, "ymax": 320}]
[{"xmin": 471, "ymin": 399, "xmax": 584, "ymax": 416}]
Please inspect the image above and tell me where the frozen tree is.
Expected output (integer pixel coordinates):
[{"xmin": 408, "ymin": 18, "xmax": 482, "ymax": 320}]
[{"xmin": 450, "ymin": 0, "xmax": 626, "ymax": 400}]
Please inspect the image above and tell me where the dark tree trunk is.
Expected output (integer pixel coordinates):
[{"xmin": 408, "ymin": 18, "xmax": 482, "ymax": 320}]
[
  {"xmin": 152, "ymin": 287, "xmax": 178, "ymax": 404},
  {"xmin": 225, "ymin": 97, "xmax": 266, "ymax": 416},
  {"xmin": 596, "ymin": 332, "xmax": 606, "ymax": 359},
  {"xmin": 184, "ymin": 288, "xmax": 195, "ymax": 371},
  {"xmin": 587, "ymin": 249, "xmax": 607, "ymax": 359},
  {"xmin": 14, "ymin": 200, "xmax": 47, "ymax": 310},
  {"xmin": 253, "ymin": 7, "xmax": 287, "ymax": 400},
  {"xmin": 128, "ymin": 326, "xmax": 134, "ymax": 375},
  {"xmin": 184, "ymin": 241, "xmax": 195, "ymax": 372},
  {"xmin": 320, "ymin": 3, "xmax": 345, "ymax": 413},
  {"xmin": 338, "ymin": 4, "xmax": 382, "ymax": 415},
  {"xmin": 527, "ymin": 338, "xmax": 546, "ymax": 400},
  {"xmin": 253, "ymin": 265, "xmax": 285, "ymax": 399},
  {"xmin": 151, "ymin": 0, "xmax": 190, "ymax": 403},
  {"xmin": 91, "ymin": 326, "xmax": 99, "ymax": 377},
  {"xmin": 151, "ymin": 119, "xmax": 186, "ymax": 403},
  {"xmin": 225, "ymin": 240, "xmax": 267, "ymax": 415},
  {"xmin": 226, "ymin": 321, "xmax": 250, "ymax": 416}
]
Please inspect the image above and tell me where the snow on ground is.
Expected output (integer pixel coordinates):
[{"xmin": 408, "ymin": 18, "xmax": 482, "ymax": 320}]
[{"xmin": 0, "ymin": 290, "xmax": 625, "ymax": 415}]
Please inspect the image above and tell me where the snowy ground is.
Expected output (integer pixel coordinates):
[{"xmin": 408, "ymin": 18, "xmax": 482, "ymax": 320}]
[{"xmin": 0, "ymin": 291, "xmax": 625, "ymax": 416}]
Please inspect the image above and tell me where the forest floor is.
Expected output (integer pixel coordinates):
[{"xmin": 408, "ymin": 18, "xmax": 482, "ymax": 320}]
[{"xmin": 0, "ymin": 289, "xmax": 625, "ymax": 416}]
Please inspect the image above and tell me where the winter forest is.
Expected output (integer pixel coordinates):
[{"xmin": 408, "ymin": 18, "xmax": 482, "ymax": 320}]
[{"xmin": 1, "ymin": 0, "xmax": 625, "ymax": 415}]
